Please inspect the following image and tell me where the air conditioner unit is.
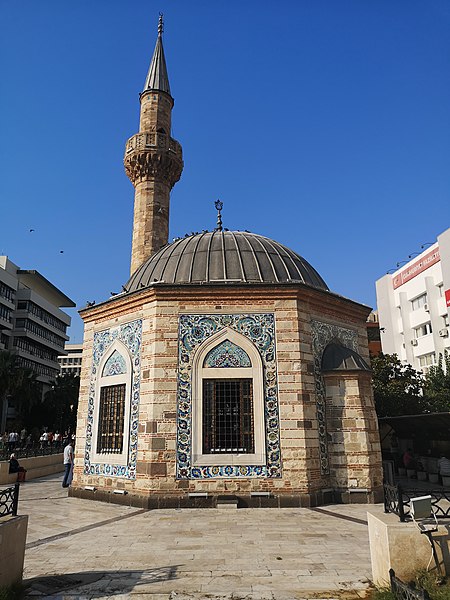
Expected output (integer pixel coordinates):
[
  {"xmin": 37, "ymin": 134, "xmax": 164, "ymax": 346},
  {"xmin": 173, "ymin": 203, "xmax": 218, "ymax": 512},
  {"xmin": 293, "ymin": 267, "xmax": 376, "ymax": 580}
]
[
  {"xmin": 439, "ymin": 328, "xmax": 449, "ymax": 337},
  {"xmin": 424, "ymin": 303, "xmax": 429, "ymax": 312},
  {"xmin": 411, "ymin": 339, "xmax": 418, "ymax": 346}
]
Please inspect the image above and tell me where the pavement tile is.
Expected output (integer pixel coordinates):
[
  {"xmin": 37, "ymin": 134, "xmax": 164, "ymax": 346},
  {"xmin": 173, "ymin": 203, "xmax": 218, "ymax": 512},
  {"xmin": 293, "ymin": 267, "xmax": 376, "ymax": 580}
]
[{"xmin": 14, "ymin": 473, "xmax": 383, "ymax": 599}]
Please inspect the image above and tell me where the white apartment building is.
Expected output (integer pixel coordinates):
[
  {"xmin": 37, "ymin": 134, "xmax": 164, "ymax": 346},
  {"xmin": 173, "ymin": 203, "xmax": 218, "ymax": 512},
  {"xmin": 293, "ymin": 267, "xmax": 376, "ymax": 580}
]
[
  {"xmin": 376, "ymin": 228, "xmax": 450, "ymax": 373},
  {"xmin": 0, "ymin": 256, "xmax": 75, "ymax": 385},
  {"xmin": 58, "ymin": 343, "xmax": 83, "ymax": 376}
]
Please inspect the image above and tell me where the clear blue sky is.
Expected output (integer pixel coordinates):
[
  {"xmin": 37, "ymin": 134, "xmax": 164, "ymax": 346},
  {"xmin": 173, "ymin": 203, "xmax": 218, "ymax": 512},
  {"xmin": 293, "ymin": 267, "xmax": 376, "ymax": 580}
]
[{"xmin": 1, "ymin": 1, "xmax": 450, "ymax": 343}]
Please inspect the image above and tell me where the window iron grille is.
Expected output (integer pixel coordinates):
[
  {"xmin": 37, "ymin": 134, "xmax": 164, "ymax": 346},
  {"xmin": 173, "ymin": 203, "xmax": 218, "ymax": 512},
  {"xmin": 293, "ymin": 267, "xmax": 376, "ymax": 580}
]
[
  {"xmin": 97, "ymin": 384, "xmax": 126, "ymax": 454},
  {"xmin": 203, "ymin": 379, "xmax": 254, "ymax": 454}
]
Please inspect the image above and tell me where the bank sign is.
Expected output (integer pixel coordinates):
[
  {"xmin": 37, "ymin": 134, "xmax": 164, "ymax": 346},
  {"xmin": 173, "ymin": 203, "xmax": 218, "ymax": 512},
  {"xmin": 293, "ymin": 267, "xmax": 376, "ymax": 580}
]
[{"xmin": 393, "ymin": 247, "xmax": 441, "ymax": 289}]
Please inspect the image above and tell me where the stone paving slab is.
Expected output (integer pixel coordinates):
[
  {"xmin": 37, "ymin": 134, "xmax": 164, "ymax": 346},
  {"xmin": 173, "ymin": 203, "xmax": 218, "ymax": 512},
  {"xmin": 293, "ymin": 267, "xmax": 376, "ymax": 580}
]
[{"xmin": 12, "ymin": 474, "xmax": 383, "ymax": 598}]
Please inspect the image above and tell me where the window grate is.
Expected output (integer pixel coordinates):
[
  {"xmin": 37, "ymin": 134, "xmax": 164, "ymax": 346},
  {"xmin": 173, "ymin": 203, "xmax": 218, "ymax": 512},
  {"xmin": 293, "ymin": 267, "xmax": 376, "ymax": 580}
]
[
  {"xmin": 203, "ymin": 379, "xmax": 254, "ymax": 454},
  {"xmin": 97, "ymin": 384, "xmax": 126, "ymax": 454}
]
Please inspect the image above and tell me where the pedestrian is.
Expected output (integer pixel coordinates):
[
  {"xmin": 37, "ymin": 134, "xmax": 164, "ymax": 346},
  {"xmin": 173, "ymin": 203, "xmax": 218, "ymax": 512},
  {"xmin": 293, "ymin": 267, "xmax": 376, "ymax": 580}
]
[
  {"xmin": 62, "ymin": 439, "xmax": 75, "ymax": 488},
  {"xmin": 8, "ymin": 431, "xmax": 16, "ymax": 452},
  {"xmin": 9, "ymin": 453, "xmax": 27, "ymax": 482},
  {"xmin": 438, "ymin": 455, "xmax": 450, "ymax": 483}
]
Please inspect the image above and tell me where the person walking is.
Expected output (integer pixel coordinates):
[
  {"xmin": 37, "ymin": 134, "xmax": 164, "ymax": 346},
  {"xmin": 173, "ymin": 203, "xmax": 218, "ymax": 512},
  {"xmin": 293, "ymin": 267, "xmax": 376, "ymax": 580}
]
[{"xmin": 62, "ymin": 440, "xmax": 74, "ymax": 488}]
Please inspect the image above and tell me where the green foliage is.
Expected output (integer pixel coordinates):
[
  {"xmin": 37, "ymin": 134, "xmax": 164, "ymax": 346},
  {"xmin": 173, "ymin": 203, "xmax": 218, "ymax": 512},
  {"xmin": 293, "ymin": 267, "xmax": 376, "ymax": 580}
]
[
  {"xmin": 371, "ymin": 353, "xmax": 425, "ymax": 417},
  {"xmin": 415, "ymin": 570, "xmax": 450, "ymax": 600},
  {"xmin": 42, "ymin": 373, "xmax": 80, "ymax": 433},
  {"xmin": 423, "ymin": 351, "xmax": 450, "ymax": 413},
  {"xmin": 0, "ymin": 350, "xmax": 80, "ymax": 432},
  {"xmin": 371, "ymin": 587, "xmax": 395, "ymax": 600},
  {"xmin": 0, "ymin": 582, "xmax": 24, "ymax": 600}
]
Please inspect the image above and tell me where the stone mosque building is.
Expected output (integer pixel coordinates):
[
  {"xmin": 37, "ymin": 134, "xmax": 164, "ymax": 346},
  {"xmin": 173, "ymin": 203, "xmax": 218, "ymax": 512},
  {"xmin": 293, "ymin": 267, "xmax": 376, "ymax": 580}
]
[{"xmin": 72, "ymin": 17, "xmax": 382, "ymax": 508}]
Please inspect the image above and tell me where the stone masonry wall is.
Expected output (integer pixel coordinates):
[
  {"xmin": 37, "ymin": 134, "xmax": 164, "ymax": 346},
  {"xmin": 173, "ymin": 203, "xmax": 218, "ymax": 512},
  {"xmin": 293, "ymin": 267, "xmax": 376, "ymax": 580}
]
[{"xmin": 73, "ymin": 285, "xmax": 380, "ymax": 504}]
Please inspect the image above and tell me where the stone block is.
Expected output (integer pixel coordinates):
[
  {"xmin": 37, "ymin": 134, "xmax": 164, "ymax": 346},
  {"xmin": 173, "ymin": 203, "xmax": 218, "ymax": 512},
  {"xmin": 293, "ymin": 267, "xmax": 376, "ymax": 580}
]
[
  {"xmin": 0, "ymin": 516, "xmax": 28, "ymax": 587},
  {"xmin": 367, "ymin": 510, "xmax": 450, "ymax": 585}
]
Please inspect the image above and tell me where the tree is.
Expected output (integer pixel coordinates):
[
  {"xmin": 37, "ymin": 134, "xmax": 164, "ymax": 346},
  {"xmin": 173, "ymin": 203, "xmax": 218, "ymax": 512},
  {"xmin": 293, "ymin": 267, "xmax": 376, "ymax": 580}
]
[
  {"xmin": 42, "ymin": 373, "xmax": 80, "ymax": 434},
  {"xmin": 423, "ymin": 351, "xmax": 450, "ymax": 413},
  {"xmin": 371, "ymin": 353, "xmax": 425, "ymax": 417}
]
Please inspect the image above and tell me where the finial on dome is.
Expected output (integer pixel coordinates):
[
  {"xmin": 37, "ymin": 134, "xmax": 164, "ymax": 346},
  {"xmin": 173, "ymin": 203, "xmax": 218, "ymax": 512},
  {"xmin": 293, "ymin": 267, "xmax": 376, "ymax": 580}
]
[
  {"xmin": 215, "ymin": 199, "xmax": 223, "ymax": 232},
  {"xmin": 158, "ymin": 13, "xmax": 164, "ymax": 36}
]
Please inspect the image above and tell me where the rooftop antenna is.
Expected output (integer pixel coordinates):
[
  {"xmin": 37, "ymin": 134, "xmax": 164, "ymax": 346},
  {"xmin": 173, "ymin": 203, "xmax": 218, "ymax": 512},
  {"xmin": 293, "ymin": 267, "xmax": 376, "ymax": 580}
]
[{"xmin": 215, "ymin": 199, "xmax": 223, "ymax": 232}]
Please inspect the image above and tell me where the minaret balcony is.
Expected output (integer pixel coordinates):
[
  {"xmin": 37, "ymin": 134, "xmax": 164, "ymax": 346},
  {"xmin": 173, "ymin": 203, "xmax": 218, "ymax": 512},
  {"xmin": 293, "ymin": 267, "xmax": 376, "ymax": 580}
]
[{"xmin": 125, "ymin": 132, "xmax": 182, "ymax": 156}]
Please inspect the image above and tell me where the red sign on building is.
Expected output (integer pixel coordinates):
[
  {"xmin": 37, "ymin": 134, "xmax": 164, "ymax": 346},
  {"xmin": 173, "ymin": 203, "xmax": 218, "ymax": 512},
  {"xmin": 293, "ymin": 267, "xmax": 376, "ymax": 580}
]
[
  {"xmin": 393, "ymin": 247, "xmax": 441, "ymax": 289},
  {"xmin": 445, "ymin": 289, "xmax": 450, "ymax": 308}
]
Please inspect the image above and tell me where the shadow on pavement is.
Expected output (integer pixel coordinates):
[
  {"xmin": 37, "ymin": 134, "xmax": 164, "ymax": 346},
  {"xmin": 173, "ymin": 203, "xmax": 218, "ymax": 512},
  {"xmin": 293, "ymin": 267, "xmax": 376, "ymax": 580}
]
[{"xmin": 24, "ymin": 565, "xmax": 180, "ymax": 597}]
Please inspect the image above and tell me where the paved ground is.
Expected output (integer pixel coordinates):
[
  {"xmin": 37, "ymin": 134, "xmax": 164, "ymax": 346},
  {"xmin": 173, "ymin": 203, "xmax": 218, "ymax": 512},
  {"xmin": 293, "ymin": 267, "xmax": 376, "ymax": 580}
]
[{"xmin": 11, "ymin": 474, "xmax": 384, "ymax": 599}]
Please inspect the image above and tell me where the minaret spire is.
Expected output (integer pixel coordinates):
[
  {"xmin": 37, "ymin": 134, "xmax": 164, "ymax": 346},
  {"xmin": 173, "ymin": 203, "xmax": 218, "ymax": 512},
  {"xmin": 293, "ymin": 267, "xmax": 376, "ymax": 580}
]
[
  {"xmin": 143, "ymin": 13, "xmax": 171, "ymax": 96},
  {"xmin": 124, "ymin": 16, "xmax": 183, "ymax": 274}
]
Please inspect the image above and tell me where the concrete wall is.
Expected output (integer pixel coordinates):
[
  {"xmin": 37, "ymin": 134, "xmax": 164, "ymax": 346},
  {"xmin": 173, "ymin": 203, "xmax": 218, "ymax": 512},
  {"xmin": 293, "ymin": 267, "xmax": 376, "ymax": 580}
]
[
  {"xmin": 368, "ymin": 510, "xmax": 450, "ymax": 585},
  {"xmin": 0, "ymin": 453, "xmax": 64, "ymax": 485},
  {"xmin": 0, "ymin": 515, "xmax": 28, "ymax": 587}
]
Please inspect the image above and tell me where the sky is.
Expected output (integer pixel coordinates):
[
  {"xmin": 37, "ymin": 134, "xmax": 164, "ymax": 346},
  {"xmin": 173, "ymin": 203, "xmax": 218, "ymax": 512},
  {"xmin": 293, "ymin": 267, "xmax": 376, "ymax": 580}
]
[{"xmin": 1, "ymin": 1, "xmax": 450, "ymax": 343}]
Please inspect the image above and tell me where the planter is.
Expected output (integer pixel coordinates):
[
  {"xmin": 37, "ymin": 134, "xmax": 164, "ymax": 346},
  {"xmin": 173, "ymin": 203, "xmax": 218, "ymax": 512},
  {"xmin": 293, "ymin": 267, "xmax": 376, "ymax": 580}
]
[{"xmin": 417, "ymin": 471, "xmax": 427, "ymax": 481}]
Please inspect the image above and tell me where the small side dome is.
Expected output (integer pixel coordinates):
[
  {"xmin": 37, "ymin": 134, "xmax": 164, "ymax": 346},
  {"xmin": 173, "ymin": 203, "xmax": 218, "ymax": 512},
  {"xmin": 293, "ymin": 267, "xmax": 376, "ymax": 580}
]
[
  {"xmin": 321, "ymin": 341, "xmax": 370, "ymax": 373},
  {"xmin": 125, "ymin": 230, "xmax": 328, "ymax": 292}
]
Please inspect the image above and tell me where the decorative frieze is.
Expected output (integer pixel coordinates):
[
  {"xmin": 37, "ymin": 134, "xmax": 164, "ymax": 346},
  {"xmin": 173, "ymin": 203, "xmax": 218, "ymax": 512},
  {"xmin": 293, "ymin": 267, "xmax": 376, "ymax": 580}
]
[
  {"xmin": 310, "ymin": 320, "xmax": 358, "ymax": 475},
  {"xmin": 84, "ymin": 319, "xmax": 142, "ymax": 479},
  {"xmin": 176, "ymin": 313, "xmax": 282, "ymax": 479}
]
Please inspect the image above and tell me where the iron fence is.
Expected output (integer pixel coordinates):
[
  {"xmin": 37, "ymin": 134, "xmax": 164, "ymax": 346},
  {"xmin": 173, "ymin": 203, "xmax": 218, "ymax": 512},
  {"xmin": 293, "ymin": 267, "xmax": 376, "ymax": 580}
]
[
  {"xmin": 389, "ymin": 569, "xmax": 430, "ymax": 600},
  {"xmin": 384, "ymin": 483, "xmax": 450, "ymax": 521},
  {"xmin": 0, "ymin": 483, "xmax": 19, "ymax": 517},
  {"xmin": 0, "ymin": 446, "xmax": 63, "ymax": 461}
]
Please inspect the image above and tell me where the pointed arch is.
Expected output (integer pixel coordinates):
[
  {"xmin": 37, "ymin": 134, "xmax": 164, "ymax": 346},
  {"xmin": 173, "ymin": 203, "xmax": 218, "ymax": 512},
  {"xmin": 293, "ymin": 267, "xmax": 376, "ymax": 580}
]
[
  {"xmin": 191, "ymin": 327, "xmax": 266, "ymax": 466},
  {"xmin": 91, "ymin": 339, "xmax": 133, "ymax": 465}
]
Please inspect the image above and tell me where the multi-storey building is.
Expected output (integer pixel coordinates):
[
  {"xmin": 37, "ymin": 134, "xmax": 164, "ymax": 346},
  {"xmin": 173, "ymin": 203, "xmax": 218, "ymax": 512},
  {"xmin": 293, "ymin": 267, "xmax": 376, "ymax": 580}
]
[
  {"xmin": 376, "ymin": 228, "xmax": 450, "ymax": 373},
  {"xmin": 58, "ymin": 344, "xmax": 83, "ymax": 376},
  {"xmin": 0, "ymin": 256, "xmax": 75, "ymax": 386}
]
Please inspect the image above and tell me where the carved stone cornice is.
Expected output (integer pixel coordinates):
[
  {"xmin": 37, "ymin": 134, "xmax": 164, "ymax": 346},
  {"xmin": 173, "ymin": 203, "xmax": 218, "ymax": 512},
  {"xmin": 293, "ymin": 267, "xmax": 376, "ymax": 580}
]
[{"xmin": 124, "ymin": 132, "xmax": 183, "ymax": 186}]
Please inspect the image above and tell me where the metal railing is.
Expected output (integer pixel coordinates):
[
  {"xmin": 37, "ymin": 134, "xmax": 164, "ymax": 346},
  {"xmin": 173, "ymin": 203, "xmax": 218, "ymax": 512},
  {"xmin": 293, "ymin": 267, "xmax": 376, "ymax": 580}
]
[
  {"xmin": 0, "ymin": 445, "xmax": 64, "ymax": 462},
  {"xmin": 389, "ymin": 569, "xmax": 430, "ymax": 600},
  {"xmin": 0, "ymin": 483, "xmax": 19, "ymax": 517},
  {"xmin": 384, "ymin": 483, "xmax": 450, "ymax": 521}
]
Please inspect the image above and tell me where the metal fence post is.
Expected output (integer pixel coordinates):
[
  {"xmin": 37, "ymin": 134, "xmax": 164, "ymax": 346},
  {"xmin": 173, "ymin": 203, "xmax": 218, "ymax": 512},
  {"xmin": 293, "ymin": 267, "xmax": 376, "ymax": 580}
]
[
  {"xmin": 397, "ymin": 484, "xmax": 406, "ymax": 522},
  {"xmin": 12, "ymin": 482, "xmax": 19, "ymax": 516}
]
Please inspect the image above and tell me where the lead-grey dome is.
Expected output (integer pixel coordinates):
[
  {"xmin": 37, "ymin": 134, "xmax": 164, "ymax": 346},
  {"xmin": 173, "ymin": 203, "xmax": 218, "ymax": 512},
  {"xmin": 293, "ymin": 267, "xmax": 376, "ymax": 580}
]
[{"xmin": 125, "ymin": 231, "xmax": 328, "ymax": 292}]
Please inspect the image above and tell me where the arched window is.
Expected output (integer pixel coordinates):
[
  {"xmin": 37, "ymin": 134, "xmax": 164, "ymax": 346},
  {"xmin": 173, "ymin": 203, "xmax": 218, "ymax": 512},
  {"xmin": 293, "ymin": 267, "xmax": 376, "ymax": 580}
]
[
  {"xmin": 191, "ymin": 329, "xmax": 265, "ymax": 466},
  {"xmin": 91, "ymin": 341, "xmax": 133, "ymax": 466}
]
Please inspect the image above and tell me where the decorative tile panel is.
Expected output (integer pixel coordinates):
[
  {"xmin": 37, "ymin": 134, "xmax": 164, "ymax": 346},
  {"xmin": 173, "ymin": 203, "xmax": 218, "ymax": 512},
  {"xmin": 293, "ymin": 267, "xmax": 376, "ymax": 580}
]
[
  {"xmin": 102, "ymin": 350, "xmax": 127, "ymax": 376},
  {"xmin": 177, "ymin": 314, "xmax": 281, "ymax": 479},
  {"xmin": 84, "ymin": 319, "xmax": 142, "ymax": 479},
  {"xmin": 204, "ymin": 339, "xmax": 251, "ymax": 368},
  {"xmin": 311, "ymin": 320, "xmax": 358, "ymax": 475}
]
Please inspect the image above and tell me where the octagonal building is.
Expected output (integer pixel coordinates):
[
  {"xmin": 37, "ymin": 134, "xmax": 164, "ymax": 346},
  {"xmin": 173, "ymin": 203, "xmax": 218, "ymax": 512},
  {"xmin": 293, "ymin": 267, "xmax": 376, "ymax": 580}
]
[{"xmin": 72, "ymin": 17, "xmax": 382, "ymax": 508}]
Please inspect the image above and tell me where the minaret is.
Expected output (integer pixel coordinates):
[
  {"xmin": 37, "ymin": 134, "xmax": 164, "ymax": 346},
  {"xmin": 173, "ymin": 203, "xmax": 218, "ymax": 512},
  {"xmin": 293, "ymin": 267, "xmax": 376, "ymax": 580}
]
[{"xmin": 124, "ymin": 15, "xmax": 183, "ymax": 274}]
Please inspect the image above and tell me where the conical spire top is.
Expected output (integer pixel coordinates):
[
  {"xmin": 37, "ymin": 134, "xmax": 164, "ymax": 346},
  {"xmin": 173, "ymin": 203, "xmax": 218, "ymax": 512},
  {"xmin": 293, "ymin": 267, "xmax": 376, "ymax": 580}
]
[{"xmin": 143, "ymin": 13, "xmax": 171, "ymax": 96}]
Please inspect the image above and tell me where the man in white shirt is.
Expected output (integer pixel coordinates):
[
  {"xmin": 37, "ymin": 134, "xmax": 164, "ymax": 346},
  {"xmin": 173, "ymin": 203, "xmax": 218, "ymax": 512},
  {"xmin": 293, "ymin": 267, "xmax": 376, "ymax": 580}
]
[
  {"xmin": 62, "ymin": 440, "xmax": 74, "ymax": 488},
  {"xmin": 438, "ymin": 456, "xmax": 450, "ymax": 479}
]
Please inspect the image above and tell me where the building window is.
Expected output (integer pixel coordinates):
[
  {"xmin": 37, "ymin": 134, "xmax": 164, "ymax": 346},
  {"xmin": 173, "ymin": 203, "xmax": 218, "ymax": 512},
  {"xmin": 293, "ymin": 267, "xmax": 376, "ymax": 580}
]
[
  {"xmin": 191, "ymin": 329, "xmax": 266, "ymax": 467},
  {"xmin": 438, "ymin": 284, "xmax": 444, "ymax": 297},
  {"xmin": 92, "ymin": 342, "xmax": 132, "ymax": 465},
  {"xmin": 411, "ymin": 293, "xmax": 428, "ymax": 311},
  {"xmin": 97, "ymin": 384, "xmax": 126, "ymax": 454},
  {"xmin": 414, "ymin": 322, "xmax": 432, "ymax": 338},
  {"xmin": 419, "ymin": 353, "xmax": 436, "ymax": 368},
  {"xmin": 443, "ymin": 314, "xmax": 449, "ymax": 327},
  {"xmin": 202, "ymin": 379, "xmax": 254, "ymax": 454}
]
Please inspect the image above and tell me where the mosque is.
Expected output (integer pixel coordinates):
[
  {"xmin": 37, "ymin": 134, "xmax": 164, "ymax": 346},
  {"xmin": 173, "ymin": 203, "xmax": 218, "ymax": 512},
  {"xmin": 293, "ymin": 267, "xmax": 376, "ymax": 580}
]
[{"xmin": 72, "ymin": 17, "xmax": 382, "ymax": 508}]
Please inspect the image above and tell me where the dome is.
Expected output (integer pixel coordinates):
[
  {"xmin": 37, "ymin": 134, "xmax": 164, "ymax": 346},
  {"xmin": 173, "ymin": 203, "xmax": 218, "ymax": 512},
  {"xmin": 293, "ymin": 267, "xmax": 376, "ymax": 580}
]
[{"xmin": 125, "ymin": 230, "xmax": 328, "ymax": 292}]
